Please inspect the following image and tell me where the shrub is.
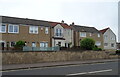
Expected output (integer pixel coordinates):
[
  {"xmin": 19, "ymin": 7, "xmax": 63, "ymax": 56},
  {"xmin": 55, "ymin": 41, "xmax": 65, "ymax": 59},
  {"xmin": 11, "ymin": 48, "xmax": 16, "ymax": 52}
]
[
  {"xmin": 80, "ymin": 38, "xmax": 95, "ymax": 50},
  {"xmin": 116, "ymin": 50, "xmax": 120, "ymax": 54},
  {"xmin": 14, "ymin": 41, "xmax": 25, "ymax": 50},
  {"xmin": 92, "ymin": 46, "xmax": 102, "ymax": 51}
]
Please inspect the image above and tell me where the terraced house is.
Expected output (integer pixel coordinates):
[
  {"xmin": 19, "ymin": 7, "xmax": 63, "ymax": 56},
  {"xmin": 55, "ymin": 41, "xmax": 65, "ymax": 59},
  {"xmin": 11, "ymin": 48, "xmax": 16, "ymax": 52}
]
[
  {"xmin": 0, "ymin": 16, "xmax": 51, "ymax": 50},
  {"xmin": 71, "ymin": 23, "xmax": 104, "ymax": 49},
  {"xmin": 49, "ymin": 20, "xmax": 74, "ymax": 48}
]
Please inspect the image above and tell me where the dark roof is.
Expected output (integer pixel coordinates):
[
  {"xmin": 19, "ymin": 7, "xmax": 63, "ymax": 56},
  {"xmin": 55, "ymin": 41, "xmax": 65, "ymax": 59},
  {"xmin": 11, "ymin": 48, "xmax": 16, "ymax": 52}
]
[
  {"xmin": 71, "ymin": 25, "xmax": 100, "ymax": 33},
  {"xmin": 99, "ymin": 28, "xmax": 109, "ymax": 34},
  {"xmin": 49, "ymin": 22, "xmax": 71, "ymax": 29},
  {"xmin": 52, "ymin": 37, "xmax": 65, "ymax": 40},
  {"xmin": 1, "ymin": 16, "xmax": 51, "ymax": 27}
]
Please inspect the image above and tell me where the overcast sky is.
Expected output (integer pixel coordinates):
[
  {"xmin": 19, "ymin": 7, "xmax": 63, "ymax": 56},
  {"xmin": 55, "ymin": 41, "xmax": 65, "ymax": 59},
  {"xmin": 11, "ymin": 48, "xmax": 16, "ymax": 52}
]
[{"xmin": 0, "ymin": 0, "xmax": 119, "ymax": 42}]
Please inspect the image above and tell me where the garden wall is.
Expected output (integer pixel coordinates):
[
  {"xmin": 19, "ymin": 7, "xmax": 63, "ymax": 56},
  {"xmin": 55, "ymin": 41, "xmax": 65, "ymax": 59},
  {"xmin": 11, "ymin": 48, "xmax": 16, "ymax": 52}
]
[{"xmin": 2, "ymin": 51, "xmax": 118, "ymax": 65}]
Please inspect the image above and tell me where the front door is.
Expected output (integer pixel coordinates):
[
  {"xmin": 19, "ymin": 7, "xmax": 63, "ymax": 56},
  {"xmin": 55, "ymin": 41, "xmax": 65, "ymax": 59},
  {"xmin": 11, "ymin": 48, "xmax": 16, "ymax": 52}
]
[{"xmin": 1, "ymin": 42, "xmax": 5, "ymax": 50}]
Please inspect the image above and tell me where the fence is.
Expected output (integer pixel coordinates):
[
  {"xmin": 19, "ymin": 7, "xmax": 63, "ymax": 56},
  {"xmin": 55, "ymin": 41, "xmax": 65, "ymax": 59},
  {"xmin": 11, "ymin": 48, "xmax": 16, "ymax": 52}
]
[{"xmin": 23, "ymin": 46, "xmax": 60, "ymax": 51}]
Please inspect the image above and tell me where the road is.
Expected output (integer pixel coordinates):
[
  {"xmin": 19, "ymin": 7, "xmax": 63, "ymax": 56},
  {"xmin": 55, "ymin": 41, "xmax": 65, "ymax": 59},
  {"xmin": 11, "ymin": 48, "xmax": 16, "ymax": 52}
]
[{"xmin": 2, "ymin": 61, "xmax": 120, "ymax": 77}]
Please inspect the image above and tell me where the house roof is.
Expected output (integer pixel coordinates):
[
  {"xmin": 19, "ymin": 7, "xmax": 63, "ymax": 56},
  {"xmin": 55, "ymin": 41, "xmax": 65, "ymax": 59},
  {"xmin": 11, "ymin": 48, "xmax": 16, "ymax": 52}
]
[
  {"xmin": 99, "ymin": 28, "xmax": 109, "ymax": 34},
  {"xmin": 49, "ymin": 22, "xmax": 71, "ymax": 29},
  {"xmin": 71, "ymin": 25, "xmax": 100, "ymax": 33},
  {"xmin": 1, "ymin": 16, "xmax": 51, "ymax": 27}
]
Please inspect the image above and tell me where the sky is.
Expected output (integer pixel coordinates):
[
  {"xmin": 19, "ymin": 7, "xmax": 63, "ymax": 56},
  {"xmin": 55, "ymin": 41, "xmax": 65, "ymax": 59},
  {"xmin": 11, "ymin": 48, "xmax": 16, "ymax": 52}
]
[{"xmin": 0, "ymin": 0, "xmax": 119, "ymax": 42}]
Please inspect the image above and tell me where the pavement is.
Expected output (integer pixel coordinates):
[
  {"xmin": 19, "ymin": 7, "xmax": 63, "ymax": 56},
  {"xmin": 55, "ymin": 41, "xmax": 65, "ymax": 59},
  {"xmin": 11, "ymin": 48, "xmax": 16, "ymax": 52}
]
[{"xmin": 2, "ymin": 59, "xmax": 119, "ymax": 71}]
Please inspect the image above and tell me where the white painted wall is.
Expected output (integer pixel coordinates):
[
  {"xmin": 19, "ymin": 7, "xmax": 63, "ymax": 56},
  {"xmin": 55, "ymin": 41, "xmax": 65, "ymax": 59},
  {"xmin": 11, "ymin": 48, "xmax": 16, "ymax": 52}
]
[
  {"xmin": 52, "ymin": 24, "xmax": 74, "ymax": 47},
  {"xmin": 103, "ymin": 28, "xmax": 116, "ymax": 50}
]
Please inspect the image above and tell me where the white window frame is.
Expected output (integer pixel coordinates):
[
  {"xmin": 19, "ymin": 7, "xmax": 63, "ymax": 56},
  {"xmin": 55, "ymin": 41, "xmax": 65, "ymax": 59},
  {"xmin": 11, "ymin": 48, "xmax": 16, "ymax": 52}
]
[
  {"xmin": 32, "ymin": 42, "xmax": 36, "ymax": 47},
  {"xmin": 10, "ymin": 42, "xmax": 16, "ymax": 47},
  {"xmin": 95, "ymin": 41, "xmax": 101, "ymax": 46},
  {"xmin": 0, "ymin": 24, "xmax": 6, "ymax": 33},
  {"xmin": 40, "ymin": 42, "xmax": 48, "ymax": 47},
  {"xmin": 111, "ymin": 43, "xmax": 114, "ymax": 47},
  {"xmin": 104, "ymin": 35, "xmax": 107, "ymax": 40},
  {"xmin": 104, "ymin": 43, "xmax": 108, "ymax": 46},
  {"xmin": 55, "ymin": 29, "xmax": 63, "ymax": 37},
  {"xmin": 111, "ymin": 37, "xmax": 115, "ymax": 40},
  {"xmin": 29, "ymin": 26, "xmax": 38, "ymax": 34},
  {"xmin": 45, "ymin": 27, "xmax": 49, "ymax": 34},
  {"xmin": 98, "ymin": 33, "xmax": 100, "ymax": 37},
  {"xmin": 80, "ymin": 32, "xmax": 86, "ymax": 37},
  {"xmin": 8, "ymin": 24, "xmax": 19, "ymax": 33}
]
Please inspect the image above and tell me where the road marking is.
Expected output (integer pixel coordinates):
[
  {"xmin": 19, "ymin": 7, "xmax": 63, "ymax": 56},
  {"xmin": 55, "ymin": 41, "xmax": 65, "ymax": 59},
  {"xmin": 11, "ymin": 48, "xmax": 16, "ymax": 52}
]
[
  {"xmin": 88, "ymin": 69, "xmax": 112, "ymax": 74},
  {"xmin": 66, "ymin": 69, "xmax": 112, "ymax": 76},
  {"xmin": 1, "ymin": 63, "xmax": 107, "ymax": 73}
]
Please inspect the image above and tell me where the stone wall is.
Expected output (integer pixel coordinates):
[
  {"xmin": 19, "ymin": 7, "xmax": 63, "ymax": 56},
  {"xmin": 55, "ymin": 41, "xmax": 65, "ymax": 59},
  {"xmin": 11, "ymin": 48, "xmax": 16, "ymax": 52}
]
[{"xmin": 2, "ymin": 51, "xmax": 118, "ymax": 65}]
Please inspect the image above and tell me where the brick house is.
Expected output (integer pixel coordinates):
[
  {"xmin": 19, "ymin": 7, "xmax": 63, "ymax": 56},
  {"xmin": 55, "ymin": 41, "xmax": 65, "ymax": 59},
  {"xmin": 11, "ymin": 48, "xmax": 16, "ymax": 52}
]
[
  {"xmin": 0, "ymin": 16, "xmax": 51, "ymax": 50},
  {"xmin": 71, "ymin": 23, "xmax": 104, "ymax": 49},
  {"xmin": 49, "ymin": 21, "xmax": 74, "ymax": 48},
  {"xmin": 100, "ymin": 28, "xmax": 116, "ymax": 50}
]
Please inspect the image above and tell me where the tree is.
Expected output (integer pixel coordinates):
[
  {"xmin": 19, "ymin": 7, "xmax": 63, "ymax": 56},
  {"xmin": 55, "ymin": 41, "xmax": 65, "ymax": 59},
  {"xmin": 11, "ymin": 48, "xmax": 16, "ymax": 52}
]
[{"xmin": 80, "ymin": 38, "xmax": 95, "ymax": 50}]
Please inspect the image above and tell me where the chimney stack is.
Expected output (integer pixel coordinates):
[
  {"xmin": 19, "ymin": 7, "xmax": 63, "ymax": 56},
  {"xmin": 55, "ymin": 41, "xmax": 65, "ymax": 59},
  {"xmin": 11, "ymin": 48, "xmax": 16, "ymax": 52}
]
[
  {"xmin": 72, "ymin": 22, "xmax": 75, "ymax": 26},
  {"xmin": 61, "ymin": 20, "xmax": 64, "ymax": 24}
]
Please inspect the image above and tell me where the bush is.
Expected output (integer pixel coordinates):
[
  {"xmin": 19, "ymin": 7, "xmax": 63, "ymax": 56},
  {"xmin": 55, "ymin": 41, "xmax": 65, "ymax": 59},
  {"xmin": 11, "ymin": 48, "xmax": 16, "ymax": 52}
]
[
  {"xmin": 92, "ymin": 46, "xmax": 102, "ymax": 51},
  {"xmin": 116, "ymin": 50, "xmax": 120, "ymax": 54},
  {"xmin": 14, "ymin": 41, "xmax": 25, "ymax": 50},
  {"xmin": 80, "ymin": 38, "xmax": 95, "ymax": 50}
]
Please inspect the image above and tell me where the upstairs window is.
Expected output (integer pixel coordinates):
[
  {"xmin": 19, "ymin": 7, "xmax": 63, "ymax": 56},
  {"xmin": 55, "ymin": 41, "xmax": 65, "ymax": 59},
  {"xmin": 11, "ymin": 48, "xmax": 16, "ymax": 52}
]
[
  {"xmin": 55, "ymin": 29, "xmax": 62, "ymax": 37},
  {"xmin": 0, "ymin": 24, "xmax": 6, "ymax": 33},
  {"xmin": 98, "ymin": 33, "xmax": 100, "ymax": 37},
  {"xmin": 80, "ymin": 32, "xmax": 86, "ymax": 37},
  {"xmin": 111, "ymin": 37, "xmax": 115, "ymax": 40},
  {"xmin": 45, "ymin": 27, "xmax": 49, "ymax": 34},
  {"xmin": 8, "ymin": 24, "xmax": 19, "ymax": 33},
  {"xmin": 104, "ymin": 35, "xmax": 108, "ymax": 40},
  {"xmin": 89, "ymin": 33, "xmax": 92, "ymax": 36},
  {"xmin": 29, "ymin": 26, "xmax": 38, "ymax": 34}
]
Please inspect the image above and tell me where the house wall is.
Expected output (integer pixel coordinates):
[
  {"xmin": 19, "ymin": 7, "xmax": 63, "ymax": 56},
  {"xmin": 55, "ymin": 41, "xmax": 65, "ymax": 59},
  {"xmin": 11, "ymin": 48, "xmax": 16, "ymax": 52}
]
[
  {"xmin": 1, "ymin": 23, "xmax": 51, "ymax": 50},
  {"xmin": 52, "ymin": 24, "xmax": 74, "ymax": 47},
  {"xmin": 103, "ymin": 29, "xmax": 116, "ymax": 50},
  {"xmin": 74, "ymin": 31, "xmax": 104, "ymax": 49},
  {"xmin": 63, "ymin": 29, "xmax": 74, "ymax": 47}
]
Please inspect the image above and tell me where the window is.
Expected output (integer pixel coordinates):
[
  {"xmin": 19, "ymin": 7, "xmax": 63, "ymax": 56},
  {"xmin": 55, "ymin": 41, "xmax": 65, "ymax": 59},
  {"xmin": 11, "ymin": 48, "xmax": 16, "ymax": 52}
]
[
  {"xmin": 29, "ymin": 26, "xmax": 38, "ymax": 34},
  {"xmin": 98, "ymin": 34, "xmax": 100, "ymax": 37},
  {"xmin": 111, "ymin": 43, "xmax": 114, "ymax": 47},
  {"xmin": 89, "ymin": 33, "xmax": 92, "ymax": 36},
  {"xmin": 104, "ymin": 35, "xmax": 107, "ymax": 39},
  {"xmin": 40, "ymin": 42, "xmax": 48, "ymax": 47},
  {"xmin": 0, "ymin": 24, "xmax": 6, "ymax": 33},
  {"xmin": 111, "ymin": 37, "xmax": 115, "ymax": 40},
  {"xmin": 32, "ymin": 42, "xmax": 36, "ymax": 47},
  {"xmin": 10, "ymin": 42, "xmax": 16, "ymax": 47},
  {"xmin": 80, "ymin": 32, "xmax": 86, "ymax": 37},
  {"xmin": 104, "ymin": 43, "xmax": 108, "ymax": 46},
  {"xmin": 45, "ymin": 27, "xmax": 49, "ymax": 34},
  {"xmin": 55, "ymin": 29, "xmax": 62, "ymax": 37},
  {"xmin": 95, "ymin": 41, "xmax": 101, "ymax": 46},
  {"xmin": 8, "ymin": 24, "xmax": 19, "ymax": 33}
]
